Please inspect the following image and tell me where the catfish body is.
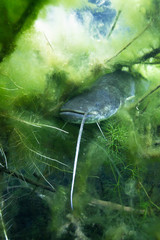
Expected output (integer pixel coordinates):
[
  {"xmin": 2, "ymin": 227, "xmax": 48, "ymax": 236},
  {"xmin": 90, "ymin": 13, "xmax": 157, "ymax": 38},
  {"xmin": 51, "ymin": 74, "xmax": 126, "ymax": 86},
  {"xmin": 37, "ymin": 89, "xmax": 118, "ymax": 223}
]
[
  {"xmin": 60, "ymin": 70, "xmax": 135, "ymax": 209},
  {"xmin": 60, "ymin": 70, "xmax": 135, "ymax": 123}
]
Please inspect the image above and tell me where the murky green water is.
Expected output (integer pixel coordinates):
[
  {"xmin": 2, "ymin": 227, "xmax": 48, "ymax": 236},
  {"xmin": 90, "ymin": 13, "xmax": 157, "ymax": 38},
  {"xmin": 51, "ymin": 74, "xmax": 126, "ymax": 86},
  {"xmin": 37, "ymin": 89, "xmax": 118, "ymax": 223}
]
[{"xmin": 0, "ymin": 1, "xmax": 160, "ymax": 239}]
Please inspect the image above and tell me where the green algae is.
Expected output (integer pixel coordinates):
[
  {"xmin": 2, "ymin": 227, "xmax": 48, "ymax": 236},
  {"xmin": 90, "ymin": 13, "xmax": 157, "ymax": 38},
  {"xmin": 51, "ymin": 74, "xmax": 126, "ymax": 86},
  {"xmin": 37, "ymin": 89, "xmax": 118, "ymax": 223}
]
[{"xmin": 0, "ymin": 0, "xmax": 160, "ymax": 239}]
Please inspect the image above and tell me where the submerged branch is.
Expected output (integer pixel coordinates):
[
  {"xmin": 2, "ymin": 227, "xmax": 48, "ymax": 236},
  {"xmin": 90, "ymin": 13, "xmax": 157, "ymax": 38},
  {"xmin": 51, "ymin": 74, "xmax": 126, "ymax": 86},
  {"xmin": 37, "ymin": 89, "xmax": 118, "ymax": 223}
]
[
  {"xmin": 11, "ymin": 115, "xmax": 69, "ymax": 134},
  {"xmin": 14, "ymin": 128, "xmax": 69, "ymax": 168},
  {"xmin": 137, "ymin": 47, "xmax": 160, "ymax": 63},
  {"xmin": 0, "ymin": 166, "xmax": 56, "ymax": 193},
  {"xmin": 90, "ymin": 199, "xmax": 145, "ymax": 214},
  {"xmin": 135, "ymin": 84, "xmax": 160, "ymax": 111},
  {"xmin": 105, "ymin": 22, "xmax": 151, "ymax": 65},
  {"xmin": 123, "ymin": 47, "xmax": 160, "ymax": 66},
  {"xmin": 107, "ymin": 10, "xmax": 122, "ymax": 39}
]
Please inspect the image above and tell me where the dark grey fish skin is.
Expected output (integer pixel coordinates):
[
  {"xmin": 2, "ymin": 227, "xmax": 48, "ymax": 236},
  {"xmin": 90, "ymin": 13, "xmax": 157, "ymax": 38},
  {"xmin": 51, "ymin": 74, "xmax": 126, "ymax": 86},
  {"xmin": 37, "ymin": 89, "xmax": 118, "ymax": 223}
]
[{"xmin": 60, "ymin": 70, "xmax": 135, "ymax": 124}]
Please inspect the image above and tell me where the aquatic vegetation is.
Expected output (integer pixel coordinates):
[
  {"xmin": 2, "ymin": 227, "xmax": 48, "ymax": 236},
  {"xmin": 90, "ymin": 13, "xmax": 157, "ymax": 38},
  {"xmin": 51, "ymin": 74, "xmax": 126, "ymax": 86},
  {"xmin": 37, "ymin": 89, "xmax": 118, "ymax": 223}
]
[{"xmin": 0, "ymin": 0, "xmax": 160, "ymax": 239}]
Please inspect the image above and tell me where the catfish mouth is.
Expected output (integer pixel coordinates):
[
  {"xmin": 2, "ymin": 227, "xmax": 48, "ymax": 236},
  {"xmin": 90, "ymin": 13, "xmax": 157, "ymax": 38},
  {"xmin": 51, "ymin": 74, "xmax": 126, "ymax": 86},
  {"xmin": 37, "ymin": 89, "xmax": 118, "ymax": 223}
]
[
  {"xmin": 60, "ymin": 109, "xmax": 98, "ymax": 124},
  {"xmin": 60, "ymin": 109, "xmax": 85, "ymax": 115},
  {"xmin": 60, "ymin": 109, "xmax": 85, "ymax": 122}
]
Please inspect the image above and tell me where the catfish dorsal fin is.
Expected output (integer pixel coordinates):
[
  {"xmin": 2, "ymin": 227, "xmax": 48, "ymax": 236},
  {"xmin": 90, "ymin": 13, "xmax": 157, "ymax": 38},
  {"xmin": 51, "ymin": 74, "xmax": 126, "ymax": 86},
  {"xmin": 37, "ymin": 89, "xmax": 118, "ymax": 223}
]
[{"xmin": 70, "ymin": 113, "xmax": 87, "ymax": 210}]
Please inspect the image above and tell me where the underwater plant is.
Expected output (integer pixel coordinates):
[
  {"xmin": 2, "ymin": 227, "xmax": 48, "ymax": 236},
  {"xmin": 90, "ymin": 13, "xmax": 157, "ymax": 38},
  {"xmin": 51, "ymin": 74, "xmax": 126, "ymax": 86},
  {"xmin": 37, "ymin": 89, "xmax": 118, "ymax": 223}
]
[{"xmin": 1, "ymin": 0, "xmax": 160, "ymax": 239}]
